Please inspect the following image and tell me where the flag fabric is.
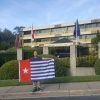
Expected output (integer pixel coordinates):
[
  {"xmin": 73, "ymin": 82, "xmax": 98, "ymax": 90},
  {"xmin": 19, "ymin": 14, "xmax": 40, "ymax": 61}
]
[
  {"xmin": 19, "ymin": 59, "xmax": 55, "ymax": 82},
  {"xmin": 15, "ymin": 35, "xmax": 22, "ymax": 47},
  {"xmin": 31, "ymin": 25, "xmax": 35, "ymax": 41},
  {"xmin": 19, "ymin": 60, "xmax": 31, "ymax": 82},
  {"xmin": 73, "ymin": 19, "xmax": 80, "ymax": 38}
]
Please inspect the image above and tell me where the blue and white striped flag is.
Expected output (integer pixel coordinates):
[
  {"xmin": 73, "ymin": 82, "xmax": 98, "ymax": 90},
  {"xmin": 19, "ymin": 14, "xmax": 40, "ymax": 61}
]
[{"xmin": 30, "ymin": 59, "xmax": 55, "ymax": 81}]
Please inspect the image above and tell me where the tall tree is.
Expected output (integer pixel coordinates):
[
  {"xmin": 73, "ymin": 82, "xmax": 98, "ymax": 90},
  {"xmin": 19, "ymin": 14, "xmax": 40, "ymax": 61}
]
[
  {"xmin": 0, "ymin": 28, "xmax": 15, "ymax": 50},
  {"xmin": 14, "ymin": 26, "xmax": 25, "ymax": 34}
]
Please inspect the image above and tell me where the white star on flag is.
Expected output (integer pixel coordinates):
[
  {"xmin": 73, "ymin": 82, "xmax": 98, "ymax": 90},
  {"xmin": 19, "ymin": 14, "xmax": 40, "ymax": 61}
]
[{"xmin": 23, "ymin": 67, "xmax": 28, "ymax": 74}]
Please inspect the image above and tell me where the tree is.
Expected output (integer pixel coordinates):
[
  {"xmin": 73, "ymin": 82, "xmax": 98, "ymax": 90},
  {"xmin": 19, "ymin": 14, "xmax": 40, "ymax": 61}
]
[
  {"xmin": 0, "ymin": 28, "xmax": 16, "ymax": 50},
  {"xmin": 0, "ymin": 41, "xmax": 10, "ymax": 50},
  {"xmin": 91, "ymin": 31, "xmax": 100, "ymax": 44},
  {"xmin": 14, "ymin": 26, "xmax": 25, "ymax": 34}
]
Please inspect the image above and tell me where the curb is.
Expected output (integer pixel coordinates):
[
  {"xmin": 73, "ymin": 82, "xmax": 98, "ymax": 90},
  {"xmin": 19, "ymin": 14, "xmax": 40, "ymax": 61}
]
[{"xmin": 1, "ymin": 89, "xmax": 100, "ymax": 99}]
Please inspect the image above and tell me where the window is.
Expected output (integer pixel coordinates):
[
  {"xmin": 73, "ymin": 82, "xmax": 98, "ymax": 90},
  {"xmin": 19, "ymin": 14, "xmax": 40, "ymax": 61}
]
[
  {"xmin": 81, "ymin": 34, "xmax": 96, "ymax": 39},
  {"xmin": 24, "ymin": 39, "xmax": 31, "ymax": 43},
  {"xmin": 68, "ymin": 36, "xmax": 75, "ymax": 40},
  {"xmin": 24, "ymin": 31, "xmax": 31, "ymax": 35},
  {"xmin": 80, "ymin": 24, "xmax": 85, "ymax": 29},
  {"xmin": 67, "ymin": 26, "xmax": 74, "ymax": 30},
  {"xmin": 36, "ymin": 39, "xmax": 41, "ymax": 42},
  {"xmin": 51, "ymin": 27, "xmax": 67, "ymax": 32},
  {"xmin": 35, "ymin": 29, "xmax": 51, "ymax": 33},
  {"xmin": 84, "ymin": 22, "xmax": 100, "ymax": 29}
]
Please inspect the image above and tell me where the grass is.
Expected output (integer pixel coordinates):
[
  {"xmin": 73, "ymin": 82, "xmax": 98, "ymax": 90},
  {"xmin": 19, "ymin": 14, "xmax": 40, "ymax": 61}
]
[{"xmin": 1, "ymin": 75, "xmax": 100, "ymax": 87}]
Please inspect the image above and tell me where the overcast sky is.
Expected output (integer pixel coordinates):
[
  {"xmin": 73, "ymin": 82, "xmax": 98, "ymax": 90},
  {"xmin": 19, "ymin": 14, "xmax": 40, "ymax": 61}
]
[{"xmin": 0, "ymin": 0, "xmax": 100, "ymax": 31}]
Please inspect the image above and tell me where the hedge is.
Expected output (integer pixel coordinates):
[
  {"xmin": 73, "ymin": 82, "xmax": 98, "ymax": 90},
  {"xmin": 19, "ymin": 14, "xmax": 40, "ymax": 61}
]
[
  {"xmin": 95, "ymin": 59, "xmax": 100, "ymax": 75},
  {"xmin": 77, "ymin": 55, "xmax": 97, "ymax": 67},
  {"xmin": 0, "ymin": 60, "xmax": 18, "ymax": 80},
  {"xmin": 0, "ymin": 55, "xmax": 68, "ymax": 79},
  {"xmin": 0, "ymin": 52, "xmax": 17, "ymax": 67},
  {"xmin": 39, "ymin": 54, "xmax": 68, "ymax": 76},
  {"xmin": 0, "ymin": 51, "xmax": 98, "ymax": 68}
]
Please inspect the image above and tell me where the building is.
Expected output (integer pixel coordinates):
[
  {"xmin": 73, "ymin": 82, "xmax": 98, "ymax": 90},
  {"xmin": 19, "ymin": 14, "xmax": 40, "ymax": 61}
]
[{"xmin": 22, "ymin": 18, "xmax": 100, "ymax": 47}]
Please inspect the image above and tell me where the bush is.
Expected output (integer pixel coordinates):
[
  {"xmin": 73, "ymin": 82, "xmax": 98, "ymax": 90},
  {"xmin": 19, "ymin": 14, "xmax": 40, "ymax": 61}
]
[
  {"xmin": 0, "ymin": 60, "xmax": 18, "ymax": 80},
  {"xmin": 77, "ymin": 55, "xmax": 97, "ymax": 67},
  {"xmin": 0, "ymin": 52, "xmax": 17, "ymax": 67},
  {"xmin": 95, "ymin": 59, "xmax": 100, "ymax": 75},
  {"xmin": 6, "ymin": 47, "xmax": 17, "ymax": 52},
  {"xmin": 39, "ymin": 54, "xmax": 69, "ymax": 77},
  {"xmin": 24, "ymin": 47, "xmax": 43, "ymax": 59}
]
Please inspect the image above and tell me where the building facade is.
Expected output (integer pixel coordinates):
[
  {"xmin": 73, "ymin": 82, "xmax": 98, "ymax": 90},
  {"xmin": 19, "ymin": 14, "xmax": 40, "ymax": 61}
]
[{"xmin": 22, "ymin": 18, "xmax": 100, "ymax": 47}]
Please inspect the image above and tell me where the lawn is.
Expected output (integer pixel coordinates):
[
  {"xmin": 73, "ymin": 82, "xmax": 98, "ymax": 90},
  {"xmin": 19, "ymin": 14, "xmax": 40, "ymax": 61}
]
[{"xmin": 0, "ymin": 75, "xmax": 100, "ymax": 87}]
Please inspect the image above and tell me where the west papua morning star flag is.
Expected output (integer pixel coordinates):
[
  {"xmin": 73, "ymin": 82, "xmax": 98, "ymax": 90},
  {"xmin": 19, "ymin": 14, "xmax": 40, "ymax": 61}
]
[{"xmin": 19, "ymin": 59, "xmax": 55, "ymax": 82}]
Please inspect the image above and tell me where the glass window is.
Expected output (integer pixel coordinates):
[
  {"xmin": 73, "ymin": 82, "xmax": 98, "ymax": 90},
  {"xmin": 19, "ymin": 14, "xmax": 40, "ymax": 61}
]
[
  {"xmin": 35, "ymin": 29, "xmax": 51, "ymax": 33},
  {"xmin": 85, "ymin": 24, "xmax": 92, "ymax": 28},
  {"xmin": 80, "ymin": 24, "xmax": 85, "ymax": 29},
  {"xmin": 36, "ymin": 39, "xmax": 41, "ymax": 42},
  {"xmin": 81, "ymin": 34, "xmax": 96, "ymax": 39},
  {"xmin": 24, "ymin": 31, "xmax": 31, "ymax": 35},
  {"xmin": 84, "ymin": 22, "xmax": 100, "ymax": 29},
  {"xmin": 67, "ymin": 26, "xmax": 74, "ymax": 30},
  {"xmin": 68, "ymin": 36, "xmax": 75, "ymax": 40},
  {"xmin": 51, "ymin": 27, "xmax": 67, "ymax": 32},
  {"xmin": 24, "ymin": 39, "xmax": 31, "ymax": 43}
]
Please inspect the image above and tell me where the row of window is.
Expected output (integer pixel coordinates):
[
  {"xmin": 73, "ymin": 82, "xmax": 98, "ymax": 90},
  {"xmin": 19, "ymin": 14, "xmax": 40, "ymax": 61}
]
[
  {"xmin": 24, "ymin": 22, "xmax": 100, "ymax": 35},
  {"xmin": 24, "ymin": 34, "xmax": 96, "ymax": 43}
]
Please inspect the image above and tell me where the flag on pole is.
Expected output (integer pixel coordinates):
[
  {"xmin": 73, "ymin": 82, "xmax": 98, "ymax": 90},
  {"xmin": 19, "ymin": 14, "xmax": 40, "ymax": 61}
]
[
  {"xmin": 31, "ymin": 25, "xmax": 35, "ymax": 41},
  {"xmin": 73, "ymin": 19, "xmax": 80, "ymax": 45},
  {"xmin": 19, "ymin": 59, "xmax": 55, "ymax": 82},
  {"xmin": 73, "ymin": 19, "xmax": 80, "ymax": 38}
]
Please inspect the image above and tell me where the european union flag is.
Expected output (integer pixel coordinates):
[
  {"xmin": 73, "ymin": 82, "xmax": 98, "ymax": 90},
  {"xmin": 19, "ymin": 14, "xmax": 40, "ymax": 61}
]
[{"xmin": 74, "ymin": 19, "xmax": 80, "ymax": 38}]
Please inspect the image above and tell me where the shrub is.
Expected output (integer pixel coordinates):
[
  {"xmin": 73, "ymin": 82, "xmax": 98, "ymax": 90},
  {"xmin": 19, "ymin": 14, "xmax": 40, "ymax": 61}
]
[
  {"xmin": 39, "ymin": 54, "xmax": 69, "ymax": 77},
  {"xmin": 0, "ymin": 60, "xmax": 18, "ymax": 80},
  {"xmin": 0, "ymin": 52, "xmax": 17, "ymax": 67},
  {"xmin": 94, "ymin": 59, "xmax": 100, "ymax": 75},
  {"xmin": 6, "ymin": 47, "xmax": 17, "ymax": 52},
  {"xmin": 77, "ymin": 55, "xmax": 97, "ymax": 67}
]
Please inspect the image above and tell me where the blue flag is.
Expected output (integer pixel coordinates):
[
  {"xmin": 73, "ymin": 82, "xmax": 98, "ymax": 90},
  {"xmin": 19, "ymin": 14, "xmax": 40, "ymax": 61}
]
[{"xmin": 74, "ymin": 19, "xmax": 80, "ymax": 38}]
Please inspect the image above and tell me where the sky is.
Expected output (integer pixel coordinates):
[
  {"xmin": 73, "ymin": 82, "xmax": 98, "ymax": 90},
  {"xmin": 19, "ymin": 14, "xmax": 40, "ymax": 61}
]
[{"xmin": 0, "ymin": 0, "xmax": 100, "ymax": 31}]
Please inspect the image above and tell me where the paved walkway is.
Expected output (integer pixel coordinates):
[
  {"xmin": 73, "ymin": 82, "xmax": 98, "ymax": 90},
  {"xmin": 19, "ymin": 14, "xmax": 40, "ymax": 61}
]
[{"xmin": 1, "ymin": 81, "xmax": 100, "ymax": 99}]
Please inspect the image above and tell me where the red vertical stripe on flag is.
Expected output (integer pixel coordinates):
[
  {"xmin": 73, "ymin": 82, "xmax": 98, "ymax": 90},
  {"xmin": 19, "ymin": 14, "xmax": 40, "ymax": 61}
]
[
  {"xmin": 32, "ymin": 31, "xmax": 35, "ymax": 40},
  {"xmin": 31, "ymin": 26, "xmax": 35, "ymax": 41},
  {"xmin": 19, "ymin": 60, "xmax": 31, "ymax": 82}
]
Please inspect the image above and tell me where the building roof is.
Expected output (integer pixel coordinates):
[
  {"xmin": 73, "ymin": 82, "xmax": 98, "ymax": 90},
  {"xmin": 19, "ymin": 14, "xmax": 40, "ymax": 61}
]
[{"xmin": 23, "ymin": 18, "xmax": 100, "ymax": 31}]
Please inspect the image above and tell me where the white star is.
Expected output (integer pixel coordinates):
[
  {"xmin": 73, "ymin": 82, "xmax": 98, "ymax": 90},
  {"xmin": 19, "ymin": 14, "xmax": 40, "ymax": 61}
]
[{"xmin": 23, "ymin": 68, "xmax": 28, "ymax": 74}]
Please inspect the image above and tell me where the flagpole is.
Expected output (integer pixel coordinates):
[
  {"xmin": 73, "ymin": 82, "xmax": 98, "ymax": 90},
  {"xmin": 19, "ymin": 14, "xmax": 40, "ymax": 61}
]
[
  {"xmin": 76, "ymin": 20, "xmax": 78, "ymax": 57},
  {"xmin": 19, "ymin": 61, "xmax": 20, "ymax": 82},
  {"xmin": 31, "ymin": 25, "xmax": 33, "ymax": 48}
]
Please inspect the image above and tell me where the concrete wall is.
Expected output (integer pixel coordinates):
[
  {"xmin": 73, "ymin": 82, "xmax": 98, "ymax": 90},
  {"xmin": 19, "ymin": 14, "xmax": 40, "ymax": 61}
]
[{"xmin": 75, "ymin": 67, "xmax": 95, "ymax": 76}]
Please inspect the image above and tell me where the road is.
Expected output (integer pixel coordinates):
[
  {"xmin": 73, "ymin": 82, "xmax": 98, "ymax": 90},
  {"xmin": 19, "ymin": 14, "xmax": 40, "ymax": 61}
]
[{"xmin": 6, "ymin": 96, "xmax": 100, "ymax": 100}]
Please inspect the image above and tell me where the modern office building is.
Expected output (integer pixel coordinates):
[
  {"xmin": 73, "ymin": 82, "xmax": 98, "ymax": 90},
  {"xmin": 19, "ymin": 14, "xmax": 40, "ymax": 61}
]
[{"xmin": 22, "ymin": 18, "xmax": 100, "ymax": 47}]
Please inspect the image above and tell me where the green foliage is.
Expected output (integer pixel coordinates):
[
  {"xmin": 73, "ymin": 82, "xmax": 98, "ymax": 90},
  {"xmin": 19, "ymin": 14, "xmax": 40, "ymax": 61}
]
[
  {"xmin": 0, "ymin": 41, "xmax": 10, "ymax": 50},
  {"xmin": 94, "ymin": 59, "xmax": 100, "ymax": 75},
  {"xmin": 77, "ymin": 55, "xmax": 97, "ymax": 67},
  {"xmin": 91, "ymin": 31, "xmax": 100, "ymax": 44},
  {"xmin": 39, "ymin": 54, "xmax": 69, "ymax": 77},
  {"xmin": 0, "ymin": 60, "xmax": 18, "ymax": 80},
  {"xmin": 24, "ymin": 47, "xmax": 43, "ymax": 59},
  {"xmin": 0, "ymin": 52, "xmax": 17, "ymax": 67},
  {"xmin": 0, "ymin": 28, "xmax": 15, "ymax": 49},
  {"xmin": 14, "ymin": 26, "xmax": 25, "ymax": 34},
  {"xmin": 6, "ymin": 47, "xmax": 17, "ymax": 52},
  {"xmin": 77, "ymin": 46, "xmax": 89, "ymax": 56}
]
